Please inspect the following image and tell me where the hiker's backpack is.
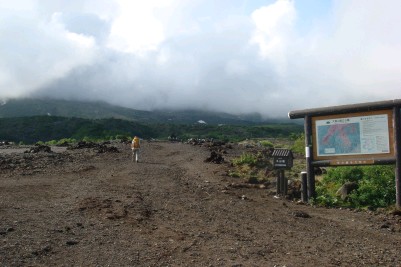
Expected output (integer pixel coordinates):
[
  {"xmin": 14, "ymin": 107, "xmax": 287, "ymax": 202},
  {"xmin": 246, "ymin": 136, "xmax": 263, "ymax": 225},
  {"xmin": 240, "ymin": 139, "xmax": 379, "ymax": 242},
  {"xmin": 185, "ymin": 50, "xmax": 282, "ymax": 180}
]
[{"xmin": 132, "ymin": 137, "xmax": 140, "ymax": 149}]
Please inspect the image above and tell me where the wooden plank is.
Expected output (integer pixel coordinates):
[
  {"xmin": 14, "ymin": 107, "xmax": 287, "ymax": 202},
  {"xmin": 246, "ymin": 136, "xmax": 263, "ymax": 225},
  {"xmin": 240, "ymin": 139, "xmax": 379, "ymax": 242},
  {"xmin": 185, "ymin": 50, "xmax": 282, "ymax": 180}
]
[
  {"xmin": 289, "ymin": 99, "xmax": 401, "ymax": 119},
  {"xmin": 329, "ymin": 159, "xmax": 375, "ymax": 166}
]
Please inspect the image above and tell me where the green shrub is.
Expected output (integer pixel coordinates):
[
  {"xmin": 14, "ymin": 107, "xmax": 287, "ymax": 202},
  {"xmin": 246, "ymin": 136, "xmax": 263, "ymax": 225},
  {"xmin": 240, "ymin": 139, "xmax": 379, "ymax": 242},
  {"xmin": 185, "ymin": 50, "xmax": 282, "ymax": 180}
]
[
  {"xmin": 316, "ymin": 165, "xmax": 395, "ymax": 209},
  {"xmin": 313, "ymin": 194, "xmax": 339, "ymax": 207},
  {"xmin": 228, "ymin": 170, "xmax": 240, "ymax": 178},
  {"xmin": 291, "ymin": 133, "xmax": 305, "ymax": 155},
  {"xmin": 229, "ymin": 151, "xmax": 273, "ymax": 184},
  {"xmin": 44, "ymin": 138, "xmax": 77, "ymax": 146},
  {"xmin": 323, "ymin": 166, "xmax": 364, "ymax": 184},
  {"xmin": 59, "ymin": 138, "xmax": 77, "ymax": 144},
  {"xmin": 115, "ymin": 134, "xmax": 130, "ymax": 141},
  {"xmin": 348, "ymin": 166, "xmax": 395, "ymax": 208},
  {"xmin": 232, "ymin": 153, "xmax": 258, "ymax": 166},
  {"xmin": 259, "ymin": 140, "xmax": 274, "ymax": 148}
]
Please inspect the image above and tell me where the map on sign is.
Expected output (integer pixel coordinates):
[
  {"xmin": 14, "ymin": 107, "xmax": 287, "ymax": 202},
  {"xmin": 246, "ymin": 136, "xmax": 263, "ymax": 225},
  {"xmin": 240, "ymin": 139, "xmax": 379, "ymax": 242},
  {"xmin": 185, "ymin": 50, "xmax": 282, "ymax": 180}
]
[{"xmin": 315, "ymin": 114, "xmax": 390, "ymax": 157}]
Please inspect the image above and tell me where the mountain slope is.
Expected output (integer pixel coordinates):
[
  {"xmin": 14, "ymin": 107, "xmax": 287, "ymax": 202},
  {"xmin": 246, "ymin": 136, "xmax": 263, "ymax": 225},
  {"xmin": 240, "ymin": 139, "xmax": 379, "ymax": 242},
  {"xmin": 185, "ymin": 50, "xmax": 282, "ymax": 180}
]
[{"xmin": 0, "ymin": 98, "xmax": 291, "ymax": 125}]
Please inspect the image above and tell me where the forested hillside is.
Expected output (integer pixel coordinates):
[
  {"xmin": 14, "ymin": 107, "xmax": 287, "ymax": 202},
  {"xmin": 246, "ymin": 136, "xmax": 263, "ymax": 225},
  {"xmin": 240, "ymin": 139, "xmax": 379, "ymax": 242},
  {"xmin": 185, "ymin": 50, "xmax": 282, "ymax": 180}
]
[{"xmin": 0, "ymin": 116, "xmax": 302, "ymax": 144}]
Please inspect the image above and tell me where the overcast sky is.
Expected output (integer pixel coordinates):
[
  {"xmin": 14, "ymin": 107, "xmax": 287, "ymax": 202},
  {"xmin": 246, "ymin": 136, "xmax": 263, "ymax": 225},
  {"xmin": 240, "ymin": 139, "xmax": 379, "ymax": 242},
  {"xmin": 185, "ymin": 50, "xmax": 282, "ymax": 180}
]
[{"xmin": 1, "ymin": 0, "xmax": 400, "ymax": 117}]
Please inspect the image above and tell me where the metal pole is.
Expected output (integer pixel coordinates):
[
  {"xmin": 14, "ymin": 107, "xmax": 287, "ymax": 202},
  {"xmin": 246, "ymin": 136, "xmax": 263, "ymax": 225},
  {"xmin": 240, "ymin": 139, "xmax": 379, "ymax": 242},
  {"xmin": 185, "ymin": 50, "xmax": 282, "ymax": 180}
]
[
  {"xmin": 304, "ymin": 115, "xmax": 316, "ymax": 199},
  {"xmin": 393, "ymin": 106, "xmax": 401, "ymax": 208}
]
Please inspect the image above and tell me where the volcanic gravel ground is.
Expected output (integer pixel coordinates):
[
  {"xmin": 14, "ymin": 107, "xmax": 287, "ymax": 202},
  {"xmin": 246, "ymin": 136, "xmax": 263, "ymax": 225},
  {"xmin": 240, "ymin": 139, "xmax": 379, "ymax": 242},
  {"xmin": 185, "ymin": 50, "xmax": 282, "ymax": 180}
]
[{"xmin": 1, "ymin": 141, "xmax": 401, "ymax": 266}]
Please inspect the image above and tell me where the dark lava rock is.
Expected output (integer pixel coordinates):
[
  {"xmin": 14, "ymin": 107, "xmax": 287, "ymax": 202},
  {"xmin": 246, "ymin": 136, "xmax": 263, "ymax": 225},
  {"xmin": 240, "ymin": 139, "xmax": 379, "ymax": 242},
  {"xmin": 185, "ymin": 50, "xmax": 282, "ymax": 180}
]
[
  {"xmin": 66, "ymin": 240, "xmax": 79, "ymax": 246},
  {"xmin": 68, "ymin": 141, "xmax": 119, "ymax": 153},
  {"xmin": 205, "ymin": 151, "xmax": 224, "ymax": 164},
  {"xmin": 26, "ymin": 145, "xmax": 52, "ymax": 153},
  {"xmin": 292, "ymin": 210, "xmax": 311, "ymax": 218}
]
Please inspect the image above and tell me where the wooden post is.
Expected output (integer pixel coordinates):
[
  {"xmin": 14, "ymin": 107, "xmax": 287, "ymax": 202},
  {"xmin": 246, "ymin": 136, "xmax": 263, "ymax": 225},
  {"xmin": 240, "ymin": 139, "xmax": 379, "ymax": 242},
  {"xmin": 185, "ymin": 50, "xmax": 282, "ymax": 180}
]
[
  {"xmin": 280, "ymin": 170, "xmax": 286, "ymax": 195},
  {"xmin": 393, "ymin": 106, "xmax": 401, "ymax": 208},
  {"xmin": 276, "ymin": 170, "xmax": 287, "ymax": 196},
  {"xmin": 283, "ymin": 175, "xmax": 288, "ymax": 196},
  {"xmin": 304, "ymin": 115, "xmax": 316, "ymax": 199},
  {"xmin": 276, "ymin": 170, "xmax": 281, "ymax": 195},
  {"xmin": 301, "ymin": 171, "xmax": 308, "ymax": 202}
]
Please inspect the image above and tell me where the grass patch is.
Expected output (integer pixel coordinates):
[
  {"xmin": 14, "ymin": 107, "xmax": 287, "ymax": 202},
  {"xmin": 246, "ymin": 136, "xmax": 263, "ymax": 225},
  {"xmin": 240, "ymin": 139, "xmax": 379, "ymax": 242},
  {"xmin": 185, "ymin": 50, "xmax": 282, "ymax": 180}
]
[
  {"xmin": 230, "ymin": 151, "xmax": 273, "ymax": 184},
  {"xmin": 314, "ymin": 165, "xmax": 396, "ymax": 210}
]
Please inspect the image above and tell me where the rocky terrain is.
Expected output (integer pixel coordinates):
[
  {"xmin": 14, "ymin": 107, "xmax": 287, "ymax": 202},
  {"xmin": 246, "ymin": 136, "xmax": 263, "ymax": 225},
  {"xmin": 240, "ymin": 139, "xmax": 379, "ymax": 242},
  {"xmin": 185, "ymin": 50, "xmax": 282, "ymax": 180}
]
[{"xmin": 1, "ymin": 141, "xmax": 401, "ymax": 266}]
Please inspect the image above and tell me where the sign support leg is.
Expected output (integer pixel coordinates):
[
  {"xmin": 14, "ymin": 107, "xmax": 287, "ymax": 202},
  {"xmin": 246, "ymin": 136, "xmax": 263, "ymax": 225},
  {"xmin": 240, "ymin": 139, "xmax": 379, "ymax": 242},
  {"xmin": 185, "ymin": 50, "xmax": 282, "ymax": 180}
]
[
  {"xmin": 301, "ymin": 171, "xmax": 308, "ymax": 202},
  {"xmin": 276, "ymin": 170, "xmax": 281, "ymax": 195},
  {"xmin": 393, "ymin": 106, "xmax": 401, "ymax": 208},
  {"xmin": 305, "ymin": 115, "xmax": 316, "ymax": 200}
]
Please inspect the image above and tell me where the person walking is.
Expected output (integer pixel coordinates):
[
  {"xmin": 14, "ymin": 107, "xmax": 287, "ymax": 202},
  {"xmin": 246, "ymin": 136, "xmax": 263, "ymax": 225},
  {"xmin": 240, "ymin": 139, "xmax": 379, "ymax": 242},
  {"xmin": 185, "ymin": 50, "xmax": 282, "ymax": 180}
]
[{"xmin": 131, "ymin": 136, "xmax": 141, "ymax": 162}]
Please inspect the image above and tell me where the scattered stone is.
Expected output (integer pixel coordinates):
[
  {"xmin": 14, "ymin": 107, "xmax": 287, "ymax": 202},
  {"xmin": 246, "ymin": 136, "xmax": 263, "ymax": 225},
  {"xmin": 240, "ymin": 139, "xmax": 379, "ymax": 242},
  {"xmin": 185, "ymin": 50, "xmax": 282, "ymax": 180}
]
[
  {"xmin": 26, "ymin": 145, "xmax": 52, "ymax": 153},
  {"xmin": 0, "ymin": 227, "xmax": 15, "ymax": 236},
  {"xmin": 313, "ymin": 167, "xmax": 327, "ymax": 176},
  {"xmin": 95, "ymin": 145, "xmax": 119, "ymax": 153},
  {"xmin": 66, "ymin": 240, "xmax": 79, "ymax": 246},
  {"xmin": 32, "ymin": 245, "xmax": 52, "ymax": 256},
  {"xmin": 168, "ymin": 134, "xmax": 180, "ymax": 142},
  {"xmin": 380, "ymin": 223, "xmax": 391, "ymax": 229},
  {"xmin": 204, "ymin": 151, "xmax": 224, "ymax": 164},
  {"xmin": 292, "ymin": 210, "xmax": 311, "ymax": 218},
  {"xmin": 68, "ymin": 141, "xmax": 119, "ymax": 153},
  {"xmin": 287, "ymin": 180, "xmax": 302, "ymax": 200},
  {"xmin": 336, "ymin": 182, "xmax": 358, "ymax": 200},
  {"xmin": 389, "ymin": 209, "xmax": 401, "ymax": 216}
]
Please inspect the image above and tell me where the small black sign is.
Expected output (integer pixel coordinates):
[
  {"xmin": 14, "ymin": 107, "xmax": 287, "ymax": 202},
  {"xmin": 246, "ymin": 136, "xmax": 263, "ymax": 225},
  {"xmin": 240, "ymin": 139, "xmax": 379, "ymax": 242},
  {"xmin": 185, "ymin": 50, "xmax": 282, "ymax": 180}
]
[{"xmin": 272, "ymin": 149, "xmax": 293, "ymax": 169}]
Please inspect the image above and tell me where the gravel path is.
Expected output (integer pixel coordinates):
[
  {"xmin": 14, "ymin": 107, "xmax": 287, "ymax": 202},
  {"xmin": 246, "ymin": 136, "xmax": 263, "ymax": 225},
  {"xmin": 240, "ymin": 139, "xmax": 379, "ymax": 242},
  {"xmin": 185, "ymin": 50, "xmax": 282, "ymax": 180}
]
[{"xmin": 1, "ymin": 141, "xmax": 401, "ymax": 266}]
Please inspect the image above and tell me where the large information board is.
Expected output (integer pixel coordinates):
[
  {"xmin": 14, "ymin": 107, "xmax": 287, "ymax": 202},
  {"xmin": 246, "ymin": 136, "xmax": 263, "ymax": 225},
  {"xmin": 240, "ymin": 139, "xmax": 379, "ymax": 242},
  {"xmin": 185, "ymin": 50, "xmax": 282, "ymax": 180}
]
[
  {"xmin": 312, "ymin": 110, "xmax": 394, "ymax": 161},
  {"xmin": 288, "ymin": 99, "xmax": 401, "ymax": 206}
]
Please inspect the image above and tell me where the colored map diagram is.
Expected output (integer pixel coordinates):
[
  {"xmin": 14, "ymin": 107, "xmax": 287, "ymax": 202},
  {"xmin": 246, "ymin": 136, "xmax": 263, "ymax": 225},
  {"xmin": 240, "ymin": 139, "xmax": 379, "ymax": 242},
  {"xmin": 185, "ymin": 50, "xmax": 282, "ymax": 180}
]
[
  {"xmin": 315, "ymin": 114, "xmax": 390, "ymax": 157},
  {"xmin": 318, "ymin": 123, "xmax": 361, "ymax": 156}
]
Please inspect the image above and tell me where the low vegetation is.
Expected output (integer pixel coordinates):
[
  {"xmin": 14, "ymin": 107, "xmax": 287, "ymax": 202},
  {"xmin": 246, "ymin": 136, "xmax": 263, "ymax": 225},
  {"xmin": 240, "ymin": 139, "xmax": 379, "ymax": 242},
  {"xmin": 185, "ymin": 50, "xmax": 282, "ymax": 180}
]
[
  {"xmin": 315, "ymin": 165, "xmax": 396, "ymax": 210},
  {"xmin": 229, "ymin": 151, "xmax": 273, "ymax": 184},
  {"xmin": 0, "ymin": 116, "xmax": 303, "ymax": 144},
  {"xmin": 290, "ymin": 132, "xmax": 305, "ymax": 155},
  {"xmin": 228, "ymin": 134, "xmax": 398, "ymax": 210}
]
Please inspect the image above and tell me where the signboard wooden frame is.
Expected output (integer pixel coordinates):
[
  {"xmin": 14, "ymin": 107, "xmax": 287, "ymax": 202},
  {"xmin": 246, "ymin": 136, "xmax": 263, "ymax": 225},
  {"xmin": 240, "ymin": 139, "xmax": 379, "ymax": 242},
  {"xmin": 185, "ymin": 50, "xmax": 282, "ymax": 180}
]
[
  {"xmin": 288, "ymin": 99, "xmax": 401, "ymax": 206},
  {"xmin": 312, "ymin": 109, "xmax": 394, "ymax": 163}
]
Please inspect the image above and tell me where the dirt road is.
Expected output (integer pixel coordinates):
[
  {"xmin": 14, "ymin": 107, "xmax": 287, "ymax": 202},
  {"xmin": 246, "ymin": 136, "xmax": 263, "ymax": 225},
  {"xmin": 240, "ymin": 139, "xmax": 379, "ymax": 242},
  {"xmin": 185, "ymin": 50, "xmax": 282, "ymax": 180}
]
[{"xmin": 1, "ymin": 141, "xmax": 401, "ymax": 266}]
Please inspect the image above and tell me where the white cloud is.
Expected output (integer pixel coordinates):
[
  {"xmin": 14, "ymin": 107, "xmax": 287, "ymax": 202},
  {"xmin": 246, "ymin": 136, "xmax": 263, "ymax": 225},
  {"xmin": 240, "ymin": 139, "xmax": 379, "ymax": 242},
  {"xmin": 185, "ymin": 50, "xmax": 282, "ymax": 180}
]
[
  {"xmin": 107, "ymin": 0, "xmax": 171, "ymax": 54},
  {"xmin": 250, "ymin": 0, "xmax": 296, "ymax": 67},
  {"xmin": 225, "ymin": 60, "xmax": 249, "ymax": 76},
  {"xmin": 286, "ymin": 0, "xmax": 401, "ymax": 108},
  {"xmin": 0, "ymin": 8, "xmax": 96, "ymax": 99},
  {"xmin": 1, "ymin": 0, "xmax": 401, "ymax": 118},
  {"xmin": 0, "ymin": 0, "xmax": 36, "ymax": 11}
]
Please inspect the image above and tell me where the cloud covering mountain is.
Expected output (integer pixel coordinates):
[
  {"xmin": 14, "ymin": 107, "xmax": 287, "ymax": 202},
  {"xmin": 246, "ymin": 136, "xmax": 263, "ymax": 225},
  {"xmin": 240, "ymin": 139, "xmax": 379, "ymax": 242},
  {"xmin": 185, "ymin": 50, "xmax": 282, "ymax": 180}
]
[{"xmin": 1, "ymin": 0, "xmax": 400, "ymax": 117}]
